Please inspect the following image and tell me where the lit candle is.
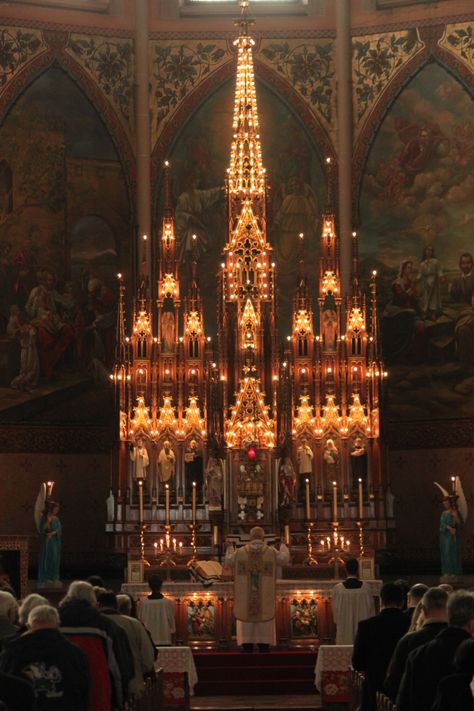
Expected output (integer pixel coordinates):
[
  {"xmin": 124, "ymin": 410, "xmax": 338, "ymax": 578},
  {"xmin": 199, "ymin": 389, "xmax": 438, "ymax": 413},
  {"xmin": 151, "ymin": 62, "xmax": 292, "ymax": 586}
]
[
  {"xmin": 172, "ymin": 538, "xmax": 177, "ymax": 552},
  {"xmin": 213, "ymin": 525, "xmax": 219, "ymax": 546},
  {"xmin": 154, "ymin": 541, "xmax": 158, "ymax": 557},
  {"xmin": 160, "ymin": 538, "xmax": 164, "ymax": 552},
  {"xmin": 305, "ymin": 478, "xmax": 310, "ymax": 519},
  {"xmin": 179, "ymin": 541, "xmax": 183, "ymax": 555},
  {"xmin": 138, "ymin": 480, "xmax": 144, "ymax": 525},
  {"xmin": 320, "ymin": 539, "xmax": 325, "ymax": 549},
  {"xmin": 166, "ymin": 532, "xmax": 170, "ymax": 549},
  {"xmin": 332, "ymin": 481, "xmax": 338, "ymax": 521},
  {"xmin": 165, "ymin": 484, "xmax": 170, "ymax": 525},
  {"xmin": 284, "ymin": 524, "xmax": 290, "ymax": 546},
  {"xmin": 358, "ymin": 478, "xmax": 363, "ymax": 520},
  {"xmin": 192, "ymin": 481, "xmax": 196, "ymax": 523},
  {"xmin": 451, "ymin": 476, "xmax": 456, "ymax": 495},
  {"xmin": 346, "ymin": 539, "xmax": 350, "ymax": 551}
]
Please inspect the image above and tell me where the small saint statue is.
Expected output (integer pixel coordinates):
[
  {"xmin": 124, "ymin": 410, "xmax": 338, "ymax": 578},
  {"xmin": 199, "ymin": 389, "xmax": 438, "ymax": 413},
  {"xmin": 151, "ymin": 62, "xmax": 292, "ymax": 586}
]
[
  {"xmin": 130, "ymin": 437, "xmax": 149, "ymax": 479},
  {"xmin": 185, "ymin": 438, "xmax": 203, "ymax": 503},
  {"xmin": 350, "ymin": 436, "xmax": 368, "ymax": 490},
  {"xmin": 279, "ymin": 456, "xmax": 296, "ymax": 506},
  {"xmin": 158, "ymin": 439, "xmax": 176, "ymax": 484},
  {"xmin": 161, "ymin": 311, "xmax": 175, "ymax": 353},
  {"xmin": 323, "ymin": 438, "xmax": 339, "ymax": 487},
  {"xmin": 297, "ymin": 439, "xmax": 313, "ymax": 501},
  {"xmin": 205, "ymin": 455, "xmax": 223, "ymax": 510}
]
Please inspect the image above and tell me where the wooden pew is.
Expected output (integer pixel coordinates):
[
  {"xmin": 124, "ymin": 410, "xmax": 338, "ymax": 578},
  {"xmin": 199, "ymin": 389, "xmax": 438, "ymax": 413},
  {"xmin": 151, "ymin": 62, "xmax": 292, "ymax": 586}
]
[
  {"xmin": 349, "ymin": 666, "xmax": 365, "ymax": 711},
  {"xmin": 376, "ymin": 690, "xmax": 396, "ymax": 711}
]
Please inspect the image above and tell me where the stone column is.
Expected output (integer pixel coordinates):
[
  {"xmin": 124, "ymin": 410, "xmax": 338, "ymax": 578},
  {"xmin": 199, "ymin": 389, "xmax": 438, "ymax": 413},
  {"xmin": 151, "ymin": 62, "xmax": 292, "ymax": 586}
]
[
  {"xmin": 336, "ymin": 0, "xmax": 352, "ymax": 296},
  {"xmin": 135, "ymin": 0, "xmax": 151, "ymax": 279}
]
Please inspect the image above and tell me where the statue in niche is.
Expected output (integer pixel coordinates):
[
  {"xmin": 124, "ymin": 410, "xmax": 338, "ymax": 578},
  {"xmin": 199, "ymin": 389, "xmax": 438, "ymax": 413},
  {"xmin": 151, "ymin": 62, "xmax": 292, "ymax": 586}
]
[
  {"xmin": 323, "ymin": 438, "xmax": 339, "ymax": 485},
  {"xmin": 130, "ymin": 437, "xmax": 149, "ymax": 479},
  {"xmin": 184, "ymin": 438, "xmax": 203, "ymax": 503},
  {"xmin": 297, "ymin": 439, "xmax": 314, "ymax": 501},
  {"xmin": 322, "ymin": 309, "xmax": 338, "ymax": 351},
  {"xmin": 205, "ymin": 455, "xmax": 223, "ymax": 510},
  {"xmin": 158, "ymin": 440, "xmax": 176, "ymax": 486},
  {"xmin": 161, "ymin": 311, "xmax": 175, "ymax": 353},
  {"xmin": 350, "ymin": 436, "xmax": 368, "ymax": 491},
  {"xmin": 279, "ymin": 456, "xmax": 296, "ymax": 506}
]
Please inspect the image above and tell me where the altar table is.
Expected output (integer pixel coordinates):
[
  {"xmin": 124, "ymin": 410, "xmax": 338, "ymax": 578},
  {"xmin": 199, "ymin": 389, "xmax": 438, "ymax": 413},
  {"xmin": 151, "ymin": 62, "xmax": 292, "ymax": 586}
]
[
  {"xmin": 315, "ymin": 645, "xmax": 353, "ymax": 706},
  {"xmin": 156, "ymin": 645, "xmax": 198, "ymax": 707}
]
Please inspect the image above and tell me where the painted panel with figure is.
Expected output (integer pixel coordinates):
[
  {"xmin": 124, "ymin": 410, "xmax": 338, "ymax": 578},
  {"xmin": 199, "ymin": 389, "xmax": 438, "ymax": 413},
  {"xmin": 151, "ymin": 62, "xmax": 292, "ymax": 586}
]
[
  {"xmin": 359, "ymin": 63, "xmax": 474, "ymax": 421},
  {"xmin": 0, "ymin": 67, "xmax": 131, "ymax": 424},
  {"xmin": 161, "ymin": 78, "xmax": 326, "ymax": 335}
]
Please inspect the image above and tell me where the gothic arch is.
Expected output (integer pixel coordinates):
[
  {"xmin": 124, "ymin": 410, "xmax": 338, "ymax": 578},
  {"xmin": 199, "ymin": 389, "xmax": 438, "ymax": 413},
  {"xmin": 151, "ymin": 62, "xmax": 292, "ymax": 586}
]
[
  {"xmin": 0, "ymin": 39, "xmax": 134, "ymax": 216},
  {"xmin": 352, "ymin": 25, "xmax": 474, "ymax": 224},
  {"xmin": 151, "ymin": 57, "xmax": 336, "ymax": 218}
]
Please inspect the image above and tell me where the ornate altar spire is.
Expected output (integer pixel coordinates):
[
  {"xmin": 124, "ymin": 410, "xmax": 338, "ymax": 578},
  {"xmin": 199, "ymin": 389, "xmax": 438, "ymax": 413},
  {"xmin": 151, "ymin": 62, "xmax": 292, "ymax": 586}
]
[{"xmin": 228, "ymin": 0, "xmax": 265, "ymax": 197}]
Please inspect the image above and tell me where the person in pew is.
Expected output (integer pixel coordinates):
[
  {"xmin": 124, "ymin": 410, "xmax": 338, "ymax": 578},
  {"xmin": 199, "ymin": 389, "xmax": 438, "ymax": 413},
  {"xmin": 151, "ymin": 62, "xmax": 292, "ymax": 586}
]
[
  {"xmin": 352, "ymin": 581, "xmax": 409, "ymax": 711},
  {"xmin": 0, "ymin": 604, "xmax": 89, "ymax": 711},
  {"xmin": 396, "ymin": 590, "xmax": 474, "ymax": 711},
  {"xmin": 404, "ymin": 583, "xmax": 428, "ymax": 622},
  {"xmin": 384, "ymin": 586, "xmax": 448, "ymax": 701},
  {"xmin": 332, "ymin": 558, "xmax": 375, "ymax": 644},
  {"xmin": 97, "ymin": 591, "xmax": 155, "ymax": 699},
  {"xmin": 138, "ymin": 574, "xmax": 176, "ymax": 647},
  {"xmin": 0, "ymin": 670, "xmax": 36, "ymax": 711},
  {"xmin": 431, "ymin": 637, "xmax": 474, "ymax": 711}
]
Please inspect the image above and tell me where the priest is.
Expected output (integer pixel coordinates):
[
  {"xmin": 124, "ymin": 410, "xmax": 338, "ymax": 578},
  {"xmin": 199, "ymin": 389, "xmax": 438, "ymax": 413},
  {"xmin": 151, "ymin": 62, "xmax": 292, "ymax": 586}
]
[{"xmin": 225, "ymin": 526, "xmax": 290, "ymax": 652}]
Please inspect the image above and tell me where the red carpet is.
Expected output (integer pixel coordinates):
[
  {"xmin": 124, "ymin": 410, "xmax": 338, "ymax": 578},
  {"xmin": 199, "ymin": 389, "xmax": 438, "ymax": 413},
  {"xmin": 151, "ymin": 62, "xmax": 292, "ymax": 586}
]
[{"xmin": 193, "ymin": 650, "xmax": 317, "ymax": 696}]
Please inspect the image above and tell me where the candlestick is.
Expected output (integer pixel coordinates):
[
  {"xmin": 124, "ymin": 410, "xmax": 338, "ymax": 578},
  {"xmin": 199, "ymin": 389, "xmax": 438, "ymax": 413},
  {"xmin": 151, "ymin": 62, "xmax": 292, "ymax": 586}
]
[
  {"xmin": 192, "ymin": 481, "xmax": 196, "ymax": 523},
  {"xmin": 165, "ymin": 484, "xmax": 170, "ymax": 525},
  {"xmin": 358, "ymin": 478, "xmax": 363, "ymax": 520},
  {"xmin": 332, "ymin": 481, "xmax": 338, "ymax": 521},
  {"xmin": 284, "ymin": 524, "xmax": 290, "ymax": 546},
  {"xmin": 305, "ymin": 478, "xmax": 310, "ymax": 519}
]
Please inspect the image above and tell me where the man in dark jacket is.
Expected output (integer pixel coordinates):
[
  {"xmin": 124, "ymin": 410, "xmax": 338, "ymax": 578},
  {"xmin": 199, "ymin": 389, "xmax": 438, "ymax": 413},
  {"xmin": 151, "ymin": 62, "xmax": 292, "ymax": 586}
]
[
  {"xmin": 352, "ymin": 581, "xmax": 410, "ymax": 711},
  {"xmin": 404, "ymin": 582, "xmax": 428, "ymax": 622},
  {"xmin": 59, "ymin": 580, "xmax": 133, "ymax": 706},
  {"xmin": 396, "ymin": 589, "xmax": 474, "ymax": 711},
  {"xmin": 0, "ymin": 604, "xmax": 89, "ymax": 711},
  {"xmin": 384, "ymin": 586, "xmax": 448, "ymax": 700}
]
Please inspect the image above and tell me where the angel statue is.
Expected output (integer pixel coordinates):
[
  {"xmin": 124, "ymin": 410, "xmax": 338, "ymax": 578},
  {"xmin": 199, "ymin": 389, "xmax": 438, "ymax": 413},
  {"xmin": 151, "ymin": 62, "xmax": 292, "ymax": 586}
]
[
  {"xmin": 35, "ymin": 483, "xmax": 62, "ymax": 587},
  {"xmin": 434, "ymin": 477, "xmax": 467, "ymax": 578}
]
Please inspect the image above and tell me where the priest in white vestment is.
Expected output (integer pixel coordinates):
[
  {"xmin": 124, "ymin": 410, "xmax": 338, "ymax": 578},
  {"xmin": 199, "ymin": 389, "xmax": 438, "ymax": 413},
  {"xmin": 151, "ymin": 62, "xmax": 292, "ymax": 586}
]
[
  {"xmin": 138, "ymin": 574, "xmax": 176, "ymax": 645},
  {"xmin": 331, "ymin": 558, "xmax": 375, "ymax": 644},
  {"xmin": 225, "ymin": 526, "xmax": 290, "ymax": 651}
]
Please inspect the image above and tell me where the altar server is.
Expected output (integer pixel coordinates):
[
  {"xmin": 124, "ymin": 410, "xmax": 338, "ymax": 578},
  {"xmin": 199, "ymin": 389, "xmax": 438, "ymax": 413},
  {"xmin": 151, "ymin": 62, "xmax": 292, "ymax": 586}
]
[{"xmin": 332, "ymin": 558, "xmax": 375, "ymax": 644}]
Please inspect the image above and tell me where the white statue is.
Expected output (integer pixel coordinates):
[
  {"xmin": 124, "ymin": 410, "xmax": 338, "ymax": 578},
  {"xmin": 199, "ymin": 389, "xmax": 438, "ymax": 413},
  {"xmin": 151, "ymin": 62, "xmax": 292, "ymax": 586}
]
[
  {"xmin": 323, "ymin": 438, "xmax": 339, "ymax": 483},
  {"xmin": 297, "ymin": 440, "xmax": 313, "ymax": 475},
  {"xmin": 158, "ymin": 440, "xmax": 176, "ymax": 483},
  {"xmin": 205, "ymin": 456, "xmax": 223, "ymax": 509},
  {"xmin": 161, "ymin": 311, "xmax": 175, "ymax": 353},
  {"xmin": 130, "ymin": 438, "xmax": 149, "ymax": 479}
]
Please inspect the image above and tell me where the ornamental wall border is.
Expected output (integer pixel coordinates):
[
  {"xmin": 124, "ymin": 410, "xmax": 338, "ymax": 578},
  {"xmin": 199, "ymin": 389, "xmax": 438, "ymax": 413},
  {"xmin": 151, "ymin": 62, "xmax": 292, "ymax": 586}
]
[
  {"xmin": 0, "ymin": 426, "xmax": 113, "ymax": 453},
  {"xmin": 385, "ymin": 418, "xmax": 474, "ymax": 450}
]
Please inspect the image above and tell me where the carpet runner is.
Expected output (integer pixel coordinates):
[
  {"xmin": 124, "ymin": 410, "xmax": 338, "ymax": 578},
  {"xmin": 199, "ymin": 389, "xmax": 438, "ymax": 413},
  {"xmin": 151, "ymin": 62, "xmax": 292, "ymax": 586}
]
[{"xmin": 193, "ymin": 650, "xmax": 317, "ymax": 696}]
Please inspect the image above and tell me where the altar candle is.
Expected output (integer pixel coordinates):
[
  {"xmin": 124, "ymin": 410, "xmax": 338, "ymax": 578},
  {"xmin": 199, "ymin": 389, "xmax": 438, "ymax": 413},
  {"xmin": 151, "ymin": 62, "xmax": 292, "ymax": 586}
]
[
  {"xmin": 179, "ymin": 541, "xmax": 183, "ymax": 555},
  {"xmin": 305, "ymin": 478, "xmax": 310, "ymax": 519},
  {"xmin": 284, "ymin": 524, "xmax": 290, "ymax": 546},
  {"xmin": 358, "ymin": 478, "xmax": 363, "ymax": 520},
  {"xmin": 160, "ymin": 538, "xmax": 164, "ymax": 552},
  {"xmin": 166, "ymin": 532, "xmax": 170, "ymax": 549},
  {"xmin": 172, "ymin": 538, "xmax": 177, "ymax": 552},
  {"xmin": 320, "ymin": 539, "xmax": 325, "ymax": 549},
  {"xmin": 213, "ymin": 525, "xmax": 219, "ymax": 546},
  {"xmin": 192, "ymin": 481, "xmax": 196, "ymax": 523},
  {"xmin": 332, "ymin": 481, "xmax": 338, "ymax": 521},
  {"xmin": 451, "ymin": 476, "xmax": 456, "ymax": 495},
  {"xmin": 165, "ymin": 484, "xmax": 170, "ymax": 525},
  {"xmin": 346, "ymin": 539, "xmax": 350, "ymax": 551},
  {"xmin": 153, "ymin": 541, "xmax": 158, "ymax": 557}
]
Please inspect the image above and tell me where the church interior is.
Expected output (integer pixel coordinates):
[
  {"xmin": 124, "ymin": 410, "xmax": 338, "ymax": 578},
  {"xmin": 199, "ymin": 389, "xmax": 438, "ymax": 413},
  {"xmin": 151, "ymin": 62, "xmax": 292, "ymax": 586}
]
[{"xmin": 0, "ymin": 0, "xmax": 473, "ymax": 709}]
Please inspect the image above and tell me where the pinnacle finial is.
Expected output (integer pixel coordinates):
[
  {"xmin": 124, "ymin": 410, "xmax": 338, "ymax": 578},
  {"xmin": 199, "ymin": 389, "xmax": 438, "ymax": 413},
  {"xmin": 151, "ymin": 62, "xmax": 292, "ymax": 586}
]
[{"xmin": 235, "ymin": 0, "xmax": 254, "ymax": 37}]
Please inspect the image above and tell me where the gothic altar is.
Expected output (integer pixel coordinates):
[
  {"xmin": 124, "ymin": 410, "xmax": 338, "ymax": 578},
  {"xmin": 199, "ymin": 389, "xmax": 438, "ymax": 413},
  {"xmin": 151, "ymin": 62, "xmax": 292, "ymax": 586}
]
[{"xmin": 106, "ymin": 2, "xmax": 392, "ymax": 572}]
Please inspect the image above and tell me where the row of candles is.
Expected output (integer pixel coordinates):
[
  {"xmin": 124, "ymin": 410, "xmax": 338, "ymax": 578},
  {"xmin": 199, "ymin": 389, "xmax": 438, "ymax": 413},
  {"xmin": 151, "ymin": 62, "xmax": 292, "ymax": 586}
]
[
  {"xmin": 153, "ymin": 533, "xmax": 183, "ymax": 555},
  {"xmin": 164, "ymin": 481, "xmax": 197, "ymax": 524},
  {"xmin": 304, "ymin": 477, "xmax": 365, "ymax": 521}
]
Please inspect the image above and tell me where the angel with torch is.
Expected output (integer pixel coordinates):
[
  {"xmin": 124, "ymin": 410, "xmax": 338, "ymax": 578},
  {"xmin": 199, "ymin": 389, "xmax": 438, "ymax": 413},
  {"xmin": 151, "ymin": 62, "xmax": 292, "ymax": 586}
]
[{"xmin": 434, "ymin": 477, "xmax": 466, "ymax": 577}]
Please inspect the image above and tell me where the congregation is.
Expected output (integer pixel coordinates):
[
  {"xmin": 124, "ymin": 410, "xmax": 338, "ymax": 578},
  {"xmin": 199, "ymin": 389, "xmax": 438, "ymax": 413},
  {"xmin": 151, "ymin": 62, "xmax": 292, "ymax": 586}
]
[{"xmin": 1, "ymin": 563, "xmax": 474, "ymax": 710}]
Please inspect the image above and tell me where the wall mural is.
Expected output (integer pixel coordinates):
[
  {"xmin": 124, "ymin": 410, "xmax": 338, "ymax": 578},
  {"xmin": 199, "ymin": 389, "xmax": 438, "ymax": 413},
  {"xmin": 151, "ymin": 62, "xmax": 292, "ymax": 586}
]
[
  {"xmin": 0, "ymin": 67, "xmax": 130, "ymax": 423},
  {"xmin": 162, "ymin": 77, "xmax": 326, "ymax": 336},
  {"xmin": 359, "ymin": 62, "xmax": 474, "ymax": 421}
]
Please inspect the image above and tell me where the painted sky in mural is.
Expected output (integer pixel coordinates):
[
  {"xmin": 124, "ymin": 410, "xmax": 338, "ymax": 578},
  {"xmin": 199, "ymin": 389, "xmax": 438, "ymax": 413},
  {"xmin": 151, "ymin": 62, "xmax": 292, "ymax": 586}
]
[
  {"xmin": 360, "ymin": 63, "xmax": 474, "ymax": 421},
  {"xmin": 163, "ymin": 77, "xmax": 326, "ymax": 336}
]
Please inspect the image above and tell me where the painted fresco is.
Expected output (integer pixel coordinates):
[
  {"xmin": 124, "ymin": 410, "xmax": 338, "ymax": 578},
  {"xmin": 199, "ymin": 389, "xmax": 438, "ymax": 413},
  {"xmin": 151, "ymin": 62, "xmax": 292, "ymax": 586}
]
[
  {"xmin": 359, "ymin": 63, "xmax": 474, "ymax": 421},
  {"xmin": 162, "ymin": 78, "xmax": 326, "ymax": 336},
  {"xmin": 0, "ymin": 67, "xmax": 130, "ymax": 422},
  {"xmin": 290, "ymin": 597, "xmax": 318, "ymax": 638}
]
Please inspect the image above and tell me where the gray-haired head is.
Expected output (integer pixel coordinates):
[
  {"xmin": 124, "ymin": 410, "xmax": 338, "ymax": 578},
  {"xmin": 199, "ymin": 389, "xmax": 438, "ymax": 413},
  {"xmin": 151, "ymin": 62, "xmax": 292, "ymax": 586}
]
[
  {"xmin": 28, "ymin": 604, "xmax": 59, "ymax": 629},
  {"xmin": 65, "ymin": 580, "xmax": 97, "ymax": 606},
  {"xmin": 408, "ymin": 583, "xmax": 428, "ymax": 605},
  {"xmin": 447, "ymin": 590, "xmax": 474, "ymax": 629},
  {"xmin": 19, "ymin": 593, "xmax": 48, "ymax": 626},
  {"xmin": 249, "ymin": 526, "xmax": 265, "ymax": 541},
  {"xmin": 117, "ymin": 594, "xmax": 132, "ymax": 616},
  {"xmin": 422, "ymin": 587, "xmax": 448, "ymax": 613},
  {"xmin": 0, "ymin": 591, "xmax": 18, "ymax": 621}
]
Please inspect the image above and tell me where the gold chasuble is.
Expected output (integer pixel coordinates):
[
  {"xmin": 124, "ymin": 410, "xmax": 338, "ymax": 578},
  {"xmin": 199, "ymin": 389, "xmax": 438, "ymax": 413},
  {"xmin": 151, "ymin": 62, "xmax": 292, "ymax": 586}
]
[{"xmin": 234, "ymin": 542, "xmax": 277, "ymax": 622}]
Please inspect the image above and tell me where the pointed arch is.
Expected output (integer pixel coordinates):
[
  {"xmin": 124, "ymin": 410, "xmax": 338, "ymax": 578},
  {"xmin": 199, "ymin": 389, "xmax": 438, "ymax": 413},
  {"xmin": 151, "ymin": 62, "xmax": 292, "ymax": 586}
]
[
  {"xmin": 352, "ymin": 25, "xmax": 474, "ymax": 224},
  {"xmin": 0, "ymin": 41, "xmax": 135, "ymax": 215}
]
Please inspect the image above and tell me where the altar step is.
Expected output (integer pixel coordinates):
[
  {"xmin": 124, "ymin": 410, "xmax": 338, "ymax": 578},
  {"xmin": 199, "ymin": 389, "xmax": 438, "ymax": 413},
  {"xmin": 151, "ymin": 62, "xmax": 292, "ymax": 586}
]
[{"xmin": 193, "ymin": 651, "xmax": 317, "ymax": 696}]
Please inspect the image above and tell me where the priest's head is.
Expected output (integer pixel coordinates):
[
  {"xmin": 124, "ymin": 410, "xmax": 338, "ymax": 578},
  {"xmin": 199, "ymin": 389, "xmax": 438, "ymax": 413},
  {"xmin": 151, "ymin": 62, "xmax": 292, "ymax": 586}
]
[{"xmin": 249, "ymin": 526, "xmax": 265, "ymax": 541}]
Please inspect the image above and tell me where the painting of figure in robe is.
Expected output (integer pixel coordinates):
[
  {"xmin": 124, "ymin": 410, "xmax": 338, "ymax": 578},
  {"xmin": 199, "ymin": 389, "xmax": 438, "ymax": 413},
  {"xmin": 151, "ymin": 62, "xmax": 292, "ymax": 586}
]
[{"xmin": 359, "ymin": 63, "xmax": 474, "ymax": 420}]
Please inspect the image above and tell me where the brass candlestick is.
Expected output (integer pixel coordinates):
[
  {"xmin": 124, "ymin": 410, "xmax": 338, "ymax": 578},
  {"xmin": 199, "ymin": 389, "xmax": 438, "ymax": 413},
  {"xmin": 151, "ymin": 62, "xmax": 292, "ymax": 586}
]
[
  {"xmin": 303, "ymin": 522, "xmax": 318, "ymax": 566},
  {"xmin": 186, "ymin": 523, "xmax": 199, "ymax": 567},
  {"xmin": 356, "ymin": 520, "xmax": 365, "ymax": 557},
  {"xmin": 138, "ymin": 523, "xmax": 150, "ymax": 567}
]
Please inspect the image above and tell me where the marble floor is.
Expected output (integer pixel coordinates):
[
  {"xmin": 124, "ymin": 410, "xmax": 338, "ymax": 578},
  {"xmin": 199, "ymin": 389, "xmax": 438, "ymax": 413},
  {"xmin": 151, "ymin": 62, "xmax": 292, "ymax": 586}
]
[{"xmin": 191, "ymin": 693, "xmax": 322, "ymax": 710}]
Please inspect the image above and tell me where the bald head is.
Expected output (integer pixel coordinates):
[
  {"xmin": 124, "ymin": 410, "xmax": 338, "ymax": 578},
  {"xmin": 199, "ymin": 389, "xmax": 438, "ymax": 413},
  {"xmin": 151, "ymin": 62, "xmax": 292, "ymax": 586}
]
[{"xmin": 249, "ymin": 527, "xmax": 265, "ymax": 541}]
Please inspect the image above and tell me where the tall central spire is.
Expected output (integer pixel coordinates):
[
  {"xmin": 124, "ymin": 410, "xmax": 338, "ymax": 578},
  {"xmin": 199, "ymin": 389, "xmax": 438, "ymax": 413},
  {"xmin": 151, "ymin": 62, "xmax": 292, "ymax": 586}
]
[{"xmin": 228, "ymin": 0, "xmax": 265, "ymax": 196}]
